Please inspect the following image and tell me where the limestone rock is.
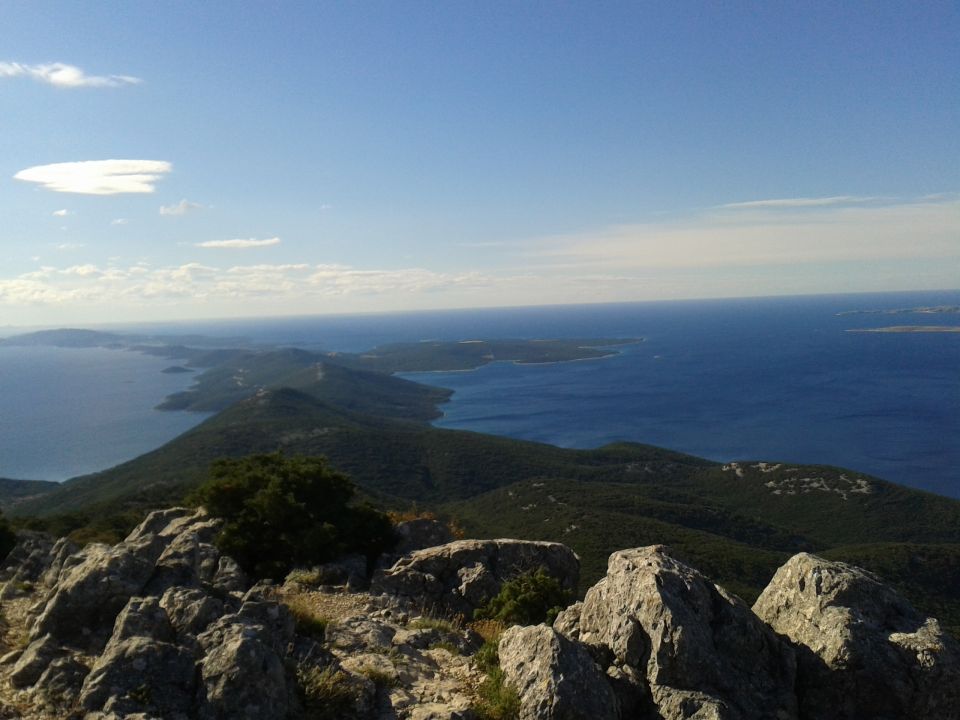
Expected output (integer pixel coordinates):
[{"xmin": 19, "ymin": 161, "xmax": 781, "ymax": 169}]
[
  {"xmin": 160, "ymin": 586, "xmax": 225, "ymax": 638},
  {"xmin": 10, "ymin": 634, "xmax": 65, "ymax": 688},
  {"xmin": 0, "ymin": 532, "xmax": 55, "ymax": 600},
  {"xmin": 499, "ymin": 623, "xmax": 619, "ymax": 720},
  {"xmin": 32, "ymin": 655, "xmax": 90, "ymax": 708},
  {"xmin": 753, "ymin": 552, "xmax": 960, "ymax": 720},
  {"xmin": 372, "ymin": 538, "xmax": 579, "ymax": 616},
  {"xmin": 577, "ymin": 545, "xmax": 797, "ymax": 720},
  {"xmin": 552, "ymin": 600, "xmax": 582, "ymax": 641},
  {"xmin": 196, "ymin": 621, "xmax": 291, "ymax": 720},
  {"xmin": 79, "ymin": 636, "xmax": 197, "ymax": 716}
]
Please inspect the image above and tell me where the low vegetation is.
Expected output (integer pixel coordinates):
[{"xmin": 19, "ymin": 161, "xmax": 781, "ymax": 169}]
[
  {"xmin": 474, "ymin": 567, "xmax": 572, "ymax": 626},
  {"xmin": 297, "ymin": 666, "xmax": 363, "ymax": 720},
  {"xmin": 188, "ymin": 452, "xmax": 395, "ymax": 580},
  {"xmin": 471, "ymin": 635, "xmax": 520, "ymax": 720}
]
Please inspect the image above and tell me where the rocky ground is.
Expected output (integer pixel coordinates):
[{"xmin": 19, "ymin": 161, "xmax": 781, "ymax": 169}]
[{"xmin": 0, "ymin": 508, "xmax": 956, "ymax": 719}]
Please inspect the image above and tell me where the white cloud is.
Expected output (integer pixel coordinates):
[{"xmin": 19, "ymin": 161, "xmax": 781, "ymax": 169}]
[
  {"xmin": 160, "ymin": 199, "xmax": 204, "ymax": 216},
  {"xmin": 111, "ymin": 218, "xmax": 128, "ymax": 225},
  {"xmin": 15, "ymin": 160, "xmax": 171, "ymax": 195},
  {"xmin": 531, "ymin": 196, "xmax": 960, "ymax": 270},
  {"xmin": 196, "ymin": 237, "xmax": 281, "ymax": 249},
  {"xmin": 0, "ymin": 62, "xmax": 140, "ymax": 88},
  {"xmin": 0, "ymin": 262, "xmax": 488, "ymax": 308},
  {"xmin": 54, "ymin": 243, "xmax": 84, "ymax": 250},
  {"xmin": 717, "ymin": 195, "xmax": 881, "ymax": 209},
  {"xmin": 51, "ymin": 209, "xmax": 70, "ymax": 217}
]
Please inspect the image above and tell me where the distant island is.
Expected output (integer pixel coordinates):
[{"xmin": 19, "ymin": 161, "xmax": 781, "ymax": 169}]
[
  {"xmin": 161, "ymin": 365, "xmax": 193, "ymax": 374},
  {"xmin": 847, "ymin": 326, "xmax": 960, "ymax": 333},
  {"xmin": 838, "ymin": 305, "xmax": 960, "ymax": 316}
]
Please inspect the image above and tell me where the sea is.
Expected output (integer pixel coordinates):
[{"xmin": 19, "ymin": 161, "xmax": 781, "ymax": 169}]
[{"xmin": 1, "ymin": 290, "xmax": 958, "ymax": 497}]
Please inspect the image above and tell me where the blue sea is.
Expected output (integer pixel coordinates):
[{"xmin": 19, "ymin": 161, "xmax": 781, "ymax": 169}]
[{"xmin": 1, "ymin": 290, "xmax": 958, "ymax": 497}]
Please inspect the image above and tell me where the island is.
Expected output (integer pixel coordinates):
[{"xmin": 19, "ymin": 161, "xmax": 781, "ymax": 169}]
[
  {"xmin": 847, "ymin": 326, "xmax": 960, "ymax": 333},
  {"xmin": 837, "ymin": 305, "xmax": 960, "ymax": 316}
]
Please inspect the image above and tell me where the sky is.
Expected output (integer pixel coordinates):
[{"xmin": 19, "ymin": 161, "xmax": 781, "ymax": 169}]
[{"xmin": 2, "ymin": 1, "xmax": 958, "ymax": 326}]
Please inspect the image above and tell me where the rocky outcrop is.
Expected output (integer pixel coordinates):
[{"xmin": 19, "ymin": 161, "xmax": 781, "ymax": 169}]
[
  {"xmin": 499, "ymin": 624, "xmax": 618, "ymax": 720},
  {"xmin": 753, "ymin": 552, "xmax": 960, "ymax": 720},
  {"xmin": 371, "ymin": 538, "xmax": 580, "ymax": 616},
  {"xmin": 0, "ymin": 509, "xmax": 294, "ymax": 718},
  {"xmin": 1, "ymin": 514, "xmax": 957, "ymax": 720},
  {"xmin": 563, "ymin": 545, "xmax": 798, "ymax": 720}
]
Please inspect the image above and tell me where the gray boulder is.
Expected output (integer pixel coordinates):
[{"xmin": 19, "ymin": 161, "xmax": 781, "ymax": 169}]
[
  {"xmin": 575, "ymin": 545, "xmax": 797, "ymax": 720},
  {"xmin": 30, "ymin": 542, "xmax": 158, "ymax": 650},
  {"xmin": 9, "ymin": 634, "xmax": 65, "ymax": 688},
  {"xmin": 26, "ymin": 509, "xmax": 241, "ymax": 653},
  {"xmin": 32, "ymin": 655, "xmax": 90, "ymax": 708},
  {"xmin": 160, "ymin": 586, "xmax": 225, "ymax": 639},
  {"xmin": 753, "ymin": 552, "xmax": 960, "ymax": 720},
  {"xmin": 499, "ymin": 624, "xmax": 619, "ymax": 720},
  {"xmin": 196, "ymin": 620, "xmax": 291, "ymax": 720},
  {"xmin": 0, "ymin": 531, "xmax": 55, "ymax": 600},
  {"xmin": 78, "ymin": 635, "xmax": 197, "ymax": 716},
  {"xmin": 372, "ymin": 538, "xmax": 580, "ymax": 616}
]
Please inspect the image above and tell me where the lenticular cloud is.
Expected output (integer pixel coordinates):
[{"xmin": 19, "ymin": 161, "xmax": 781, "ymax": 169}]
[
  {"xmin": 14, "ymin": 160, "xmax": 172, "ymax": 195},
  {"xmin": 0, "ymin": 62, "xmax": 140, "ymax": 88}
]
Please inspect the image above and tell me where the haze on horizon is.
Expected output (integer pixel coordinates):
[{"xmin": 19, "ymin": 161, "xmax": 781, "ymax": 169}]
[{"xmin": 1, "ymin": 2, "xmax": 957, "ymax": 327}]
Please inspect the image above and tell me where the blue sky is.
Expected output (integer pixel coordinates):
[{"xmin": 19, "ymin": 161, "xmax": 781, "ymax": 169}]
[{"xmin": 2, "ymin": 1, "xmax": 957, "ymax": 325}]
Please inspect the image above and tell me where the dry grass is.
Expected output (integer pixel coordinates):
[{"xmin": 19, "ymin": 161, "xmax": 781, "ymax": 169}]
[{"xmin": 468, "ymin": 619, "xmax": 506, "ymax": 644}]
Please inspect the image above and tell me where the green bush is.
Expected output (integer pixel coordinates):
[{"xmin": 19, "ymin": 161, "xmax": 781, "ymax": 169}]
[
  {"xmin": 474, "ymin": 567, "xmax": 572, "ymax": 626},
  {"xmin": 190, "ymin": 452, "xmax": 395, "ymax": 580},
  {"xmin": 471, "ymin": 636, "xmax": 519, "ymax": 720}
]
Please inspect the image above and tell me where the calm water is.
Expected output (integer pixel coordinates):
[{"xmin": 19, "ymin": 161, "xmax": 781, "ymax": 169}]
[
  {"xmin": 0, "ymin": 347, "xmax": 209, "ymax": 481},
  {"xmin": 1, "ymin": 291, "xmax": 958, "ymax": 497}
]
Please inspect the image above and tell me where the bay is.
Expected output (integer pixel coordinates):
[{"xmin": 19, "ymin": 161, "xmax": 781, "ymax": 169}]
[{"xmin": 0, "ymin": 347, "xmax": 210, "ymax": 481}]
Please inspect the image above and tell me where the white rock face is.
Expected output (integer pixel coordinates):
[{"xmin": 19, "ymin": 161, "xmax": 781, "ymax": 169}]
[
  {"xmin": 572, "ymin": 545, "xmax": 798, "ymax": 720},
  {"xmin": 753, "ymin": 552, "xmax": 960, "ymax": 720},
  {"xmin": 371, "ymin": 538, "xmax": 580, "ymax": 616},
  {"xmin": 498, "ymin": 623, "xmax": 619, "ymax": 720}
]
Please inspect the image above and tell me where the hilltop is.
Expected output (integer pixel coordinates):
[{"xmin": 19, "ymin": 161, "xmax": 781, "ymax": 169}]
[{"xmin": 0, "ymin": 508, "xmax": 956, "ymax": 719}]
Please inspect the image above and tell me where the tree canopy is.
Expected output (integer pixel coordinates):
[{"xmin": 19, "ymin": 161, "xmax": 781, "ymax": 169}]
[{"xmin": 191, "ymin": 452, "xmax": 394, "ymax": 580}]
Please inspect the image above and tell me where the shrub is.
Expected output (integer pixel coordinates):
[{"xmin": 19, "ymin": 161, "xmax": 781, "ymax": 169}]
[
  {"xmin": 473, "ymin": 567, "xmax": 572, "ymax": 626},
  {"xmin": 472, "ymin": 635, "xmax": 519, "ymax": 720},
  {"xmin": 189, "ymin": 452, "xmax": 395, "ymax": 580}
]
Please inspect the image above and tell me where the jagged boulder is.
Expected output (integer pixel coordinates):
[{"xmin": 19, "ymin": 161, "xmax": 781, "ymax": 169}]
[
  {"xmin": 196, "ymin": 619, "xmax": 293, "ymax": 719},
  {"xmin": 753, "ymin": 552, "xmax": 960, "ymax": 720},
  {"xmin": 79, "ymin": 636, "xmax": 197, "ymax": 717},
  {"xmin": 499, "ymin": 624, "xmax": 619, "ymax": 720},
  {"xmin": 372, "ymin": 538, "xmax": 579, "ymax": 616},
  {"xmin": 571, "ymin": 545, "xmax": 798, "ymax": 720},
  {"xmin": 9, "ymin": 633, "xmax": 65, "ymax": 688}
]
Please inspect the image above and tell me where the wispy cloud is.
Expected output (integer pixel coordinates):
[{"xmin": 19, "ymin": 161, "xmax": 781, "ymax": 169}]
[
  {"xmin": 0, "ymin": 62, "xmax": 140, "ymax": 88},
  {"xmin": 160, "ymin": 199, "xmax": 205, "ymax": 216},
  {"xmin": 51, "ymin": 208, "xmax": 71, "ymax": 217},
  {"xmin": 110, "ymin": 218, "xmax": 128, "ymax": 226},
  {"xmin": 717, "ymin": 195, "xmax": 881, "ymax": 210},
  {"xmin": 15, "ymin": 160, "xmax": 171, "ymax": 195},
  {"xmin": 0, "ymin": 262, "xmax": 484, "ymax": 308},
  {"xmin": 532, "ymin": 196, "xmax": 960, "ymax": 270},
  {"xmin": 196, "ymin": 237, "xmax": 281, "ymax": 249}
]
